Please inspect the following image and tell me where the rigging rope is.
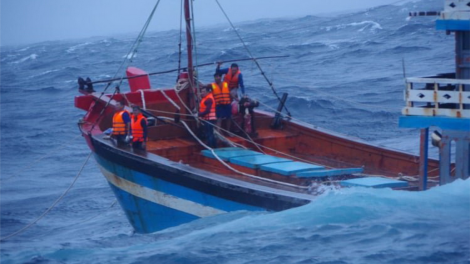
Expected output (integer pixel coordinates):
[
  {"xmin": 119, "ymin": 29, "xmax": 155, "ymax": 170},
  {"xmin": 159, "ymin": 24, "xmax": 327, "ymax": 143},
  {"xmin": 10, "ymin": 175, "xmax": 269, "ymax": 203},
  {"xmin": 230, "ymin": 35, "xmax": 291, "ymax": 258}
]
[
  {"xmin": 113, "ymin": 0, "xmax": 162, "ymax": 88},
  {"xmin": 67, "ymin": 200, "xmax": 118, "ymax": 228},
  {"xmin": 89, "ymin": 88, "xmax": 119, "ymax": 133},
  {"xmin": 0, "ymin": 152, "xmax": 92, "ymax": 242},
  {"xmin": 229, "ymin": 114, "xmax": 266, "ymax": 153},
  {"xmin": 214, "ymin": 0, "xmax": 292, "ymax": 117},
  {"xmin": 86, "ymin": 0, "xmax": 162, "ymax": 129}
]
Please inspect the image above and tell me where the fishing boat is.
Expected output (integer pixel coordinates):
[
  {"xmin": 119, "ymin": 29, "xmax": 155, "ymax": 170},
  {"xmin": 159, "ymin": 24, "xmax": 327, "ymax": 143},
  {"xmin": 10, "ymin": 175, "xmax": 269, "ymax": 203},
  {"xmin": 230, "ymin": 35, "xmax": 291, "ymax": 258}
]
[{"xmin": 74, "ymin": 0, "xmax": 469, "ymax": 233}]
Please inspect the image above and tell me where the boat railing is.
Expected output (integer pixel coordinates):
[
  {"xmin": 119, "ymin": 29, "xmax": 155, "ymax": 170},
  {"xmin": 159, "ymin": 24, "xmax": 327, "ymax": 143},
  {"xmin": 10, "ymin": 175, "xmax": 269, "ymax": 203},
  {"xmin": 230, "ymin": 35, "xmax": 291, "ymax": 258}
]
[{"xmin": 402, "ymin": 75, "xmax": 470, "ymax": 118}]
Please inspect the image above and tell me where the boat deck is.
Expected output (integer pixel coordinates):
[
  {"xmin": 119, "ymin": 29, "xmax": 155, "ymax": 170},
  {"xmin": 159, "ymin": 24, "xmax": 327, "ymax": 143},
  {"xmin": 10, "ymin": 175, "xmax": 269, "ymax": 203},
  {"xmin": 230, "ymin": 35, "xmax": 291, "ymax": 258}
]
[
  {"xmin": 144, "ymin": 127, "xmax": 416, "ymax": 190},
  {"xmin": 146, "ymin": 128, "xmax": 298, "ymax": 163}
]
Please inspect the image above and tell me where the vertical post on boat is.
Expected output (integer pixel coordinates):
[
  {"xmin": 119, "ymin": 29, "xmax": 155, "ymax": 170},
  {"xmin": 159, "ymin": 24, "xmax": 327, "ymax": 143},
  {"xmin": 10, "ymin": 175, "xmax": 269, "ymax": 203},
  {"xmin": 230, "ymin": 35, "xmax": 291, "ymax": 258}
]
[
  {"xmin": 419, "ymin": 128, "xmax": 429, "ymax": 190},
  {"xmin": 438, "ymin": 133, "xmax": 452, "ymax": 185},
  {"xmin": 184, "ymin": 0, "xmax": 195, "ymax": 109},
  {"xmin": 270, "ymin": 93, "xmax": 288, "ymax": 129}
]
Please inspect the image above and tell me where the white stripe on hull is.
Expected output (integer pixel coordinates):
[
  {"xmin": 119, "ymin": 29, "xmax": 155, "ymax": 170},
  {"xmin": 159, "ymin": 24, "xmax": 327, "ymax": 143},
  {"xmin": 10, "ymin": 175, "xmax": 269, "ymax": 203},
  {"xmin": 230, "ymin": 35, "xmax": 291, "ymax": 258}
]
[{"xmin": 97, "ymin": 165, "xmax": 226, "ymax": 218}]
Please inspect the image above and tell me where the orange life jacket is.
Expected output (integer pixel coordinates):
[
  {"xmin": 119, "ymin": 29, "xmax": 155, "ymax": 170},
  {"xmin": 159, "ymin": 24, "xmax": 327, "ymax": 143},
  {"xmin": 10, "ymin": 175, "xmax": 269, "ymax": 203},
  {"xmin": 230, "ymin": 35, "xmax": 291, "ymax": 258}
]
[
  {"xmin": 199, "ymin": 93, "xmax": 216, "ymax": 120},
  {"xmin": 212, "ymin": 82, "xmax": 231, "ymax": 105},
  {"xmin": 112, "ymin": 110, "xmax": 129, "ymax": 135},
  {"xmin": 223, "ymin": 68, "xmax": 241, "ymax": 89},
  {"xmin": 131, "ymin": 113, "xmax": 147, "ymax": 142}
]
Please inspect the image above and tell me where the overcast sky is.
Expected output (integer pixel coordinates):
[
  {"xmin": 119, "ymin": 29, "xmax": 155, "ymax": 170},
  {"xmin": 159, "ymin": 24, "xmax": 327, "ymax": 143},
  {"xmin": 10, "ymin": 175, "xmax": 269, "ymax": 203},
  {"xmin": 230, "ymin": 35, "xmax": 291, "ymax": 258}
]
[{"xmin": 1, "ymin": 0, "xmax": 404, "ymax": 46}]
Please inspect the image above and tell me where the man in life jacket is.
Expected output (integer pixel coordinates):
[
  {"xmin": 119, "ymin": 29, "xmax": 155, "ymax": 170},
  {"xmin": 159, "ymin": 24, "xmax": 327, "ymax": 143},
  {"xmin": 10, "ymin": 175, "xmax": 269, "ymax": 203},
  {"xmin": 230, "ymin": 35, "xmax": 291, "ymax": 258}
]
[
  {"xmin": 216, "ymin": 62, "xmax": 245, "ymax": 99},
  {"xmin": 130, "ymin": 105, "xmax": 148, "ymax": 150},
  {"xmin": 211, "ymin": 73, "xmax": 232, "ymax": 134},
  {"xmin": 112, "ymin": 100, "xmax": 131, "ymax": 146},
  {"xmin": 198, "ymin": 86, "xmax": 217, "ymax": 148}
]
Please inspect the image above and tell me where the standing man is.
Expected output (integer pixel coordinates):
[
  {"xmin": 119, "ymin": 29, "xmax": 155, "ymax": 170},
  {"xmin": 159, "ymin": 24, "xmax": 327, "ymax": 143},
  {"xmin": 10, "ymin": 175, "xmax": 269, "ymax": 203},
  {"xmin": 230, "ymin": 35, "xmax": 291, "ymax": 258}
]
[
  {"xmin": 198, "ymin": 86, "xmax": 217, "ymax": 148},
  {"xmin": 216, "ymin": 62, "xmax": 245, "ymax": 99},
  {"xmin": 211, "ymin": 73, "xmax": 231, "ymax": 134},
  {"xmin": 112, "ymin": 100, "xmax": 131, "ymax": 146},
  {"xmin": 131, "ymin": 105, "xmax": 148, "ymax": 150}
]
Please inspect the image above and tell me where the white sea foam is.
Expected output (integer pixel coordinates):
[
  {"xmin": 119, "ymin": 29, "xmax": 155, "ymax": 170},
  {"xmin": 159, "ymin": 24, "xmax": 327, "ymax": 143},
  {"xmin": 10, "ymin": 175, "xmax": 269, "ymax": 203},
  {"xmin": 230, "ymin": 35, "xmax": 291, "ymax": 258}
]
[
  {"xmin": 28, "ymin": 68, "xmax": 62, "ymax": 79},
  {"xmin": 328, "ymin": 44, "xmax": 339, "ymax": 50},
  {"xmin": 223, "ymin": 27, "xmax": 241, "ymax": 32},
  {"xmin": 12, "ymin": 54, "xmax": 38, "ymax": 64},
  {"xmin": 354, "ymin": 21, "xmax": 383, "ymax": 32},
  {"xmin": 40, "ymin": 69, "xmax": 60, "ymax": 75},
  {"xmin": 0, "ymin": 55, "xmax": 15, "ymax": 62},
  {"xmin": 18, "ymin": 46, "xmax": 30, "ymax": 52},
  {"xmin": 294, "ymin": 39, "xmax": 350, "ymax": 50},
  {"xmin": 66, "ymin": 42, "xmax": 92, "ymax": 53},
  {"xmin": 324, "ymin": 21, "xmax": 383, "ymax": 33}
]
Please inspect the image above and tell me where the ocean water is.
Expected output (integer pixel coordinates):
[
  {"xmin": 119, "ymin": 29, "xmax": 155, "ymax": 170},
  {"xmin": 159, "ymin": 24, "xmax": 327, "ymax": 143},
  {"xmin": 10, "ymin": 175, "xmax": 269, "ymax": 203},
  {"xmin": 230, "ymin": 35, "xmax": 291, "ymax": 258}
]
[{"xmin": 1, "ymin": 0, "xmax": 469, "ymax": 263}]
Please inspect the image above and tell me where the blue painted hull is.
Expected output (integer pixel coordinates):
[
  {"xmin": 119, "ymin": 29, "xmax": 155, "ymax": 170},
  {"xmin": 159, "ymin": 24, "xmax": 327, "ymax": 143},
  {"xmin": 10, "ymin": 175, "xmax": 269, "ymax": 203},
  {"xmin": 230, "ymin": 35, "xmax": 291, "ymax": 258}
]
[{"xmin": 90, "ymin": 136, "xmax": 311, "ymax": 233}]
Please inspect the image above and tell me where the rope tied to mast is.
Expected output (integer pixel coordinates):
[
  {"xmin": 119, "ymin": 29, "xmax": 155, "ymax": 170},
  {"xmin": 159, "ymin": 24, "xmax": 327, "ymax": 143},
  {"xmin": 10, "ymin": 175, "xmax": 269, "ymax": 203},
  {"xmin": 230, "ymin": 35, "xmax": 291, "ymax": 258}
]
[
  {"xmin": 86, "ymin": 0, "xmax": 162, "ymax": 132},
  {"xmin": 214, "ymin": 0, "xmax": 292, "ymax": 117}
]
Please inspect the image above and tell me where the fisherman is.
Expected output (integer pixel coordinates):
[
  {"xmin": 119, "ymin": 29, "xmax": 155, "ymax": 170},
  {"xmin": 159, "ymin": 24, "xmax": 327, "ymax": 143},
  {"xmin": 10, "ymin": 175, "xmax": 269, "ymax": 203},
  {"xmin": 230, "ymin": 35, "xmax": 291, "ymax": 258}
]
[
  {"xmin": 239, "ymin": 96, "xmax": 259, "ymax": 137},
  {"xmin": 131, "ymin": 105, "xmax": 148, "ymax": 150},
  {"xmin": 216, "ymin": 62, "xmax": 245, "ymax": 99},
  {"xmin": 211, "ymin": 73, "xmax": 232, "ymax": 134},
  {"xmin": 112, "ymin": 100, "xmax": 131, "ymax": 146},
  {"xmin": 198, "ymin": 86, "xmax": 217, "ymax": 148},
  {"xmin": 230, "ymin": 89, "xmax": 243, "ymax": 134}
]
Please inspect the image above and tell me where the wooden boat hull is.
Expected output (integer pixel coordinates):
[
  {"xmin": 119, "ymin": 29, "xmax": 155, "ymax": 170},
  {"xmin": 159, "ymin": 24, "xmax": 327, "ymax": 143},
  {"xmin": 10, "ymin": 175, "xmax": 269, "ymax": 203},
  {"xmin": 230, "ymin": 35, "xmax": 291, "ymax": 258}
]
[{"xmin": 88, "ymin": 134, "xmax": 312, "ymax": 233}]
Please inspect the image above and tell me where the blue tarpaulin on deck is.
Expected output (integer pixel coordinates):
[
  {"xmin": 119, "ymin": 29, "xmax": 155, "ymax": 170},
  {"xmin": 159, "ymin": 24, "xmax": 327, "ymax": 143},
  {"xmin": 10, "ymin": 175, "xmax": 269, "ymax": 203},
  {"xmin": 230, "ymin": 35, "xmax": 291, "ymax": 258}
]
[
  {"xmin": 229, "ymin": 155, "xmax": 292, "ymax": 169},
  {"xmin": 340, "ymin": 177, "xmax": 408, "ymax": 188},
  {"xmin": 260, "ymin": 161, "xmax": 324, "ymax": 176}
]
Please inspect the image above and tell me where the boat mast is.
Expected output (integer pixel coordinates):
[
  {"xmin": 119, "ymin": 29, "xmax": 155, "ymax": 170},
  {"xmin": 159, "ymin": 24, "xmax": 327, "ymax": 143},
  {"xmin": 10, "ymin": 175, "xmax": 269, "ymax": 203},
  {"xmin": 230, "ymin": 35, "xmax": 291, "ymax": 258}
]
[{"xmin": 184, "ymin": 0, "xmax": 195, "ymax": 109}]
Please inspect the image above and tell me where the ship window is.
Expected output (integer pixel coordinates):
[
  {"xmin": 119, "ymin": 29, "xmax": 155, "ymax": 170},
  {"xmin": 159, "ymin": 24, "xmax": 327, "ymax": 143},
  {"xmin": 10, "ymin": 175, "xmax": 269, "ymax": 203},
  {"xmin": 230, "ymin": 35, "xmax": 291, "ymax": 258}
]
[{"xmin": 462, "ymin": 32, "xmax": 470, "ymax": 51}]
